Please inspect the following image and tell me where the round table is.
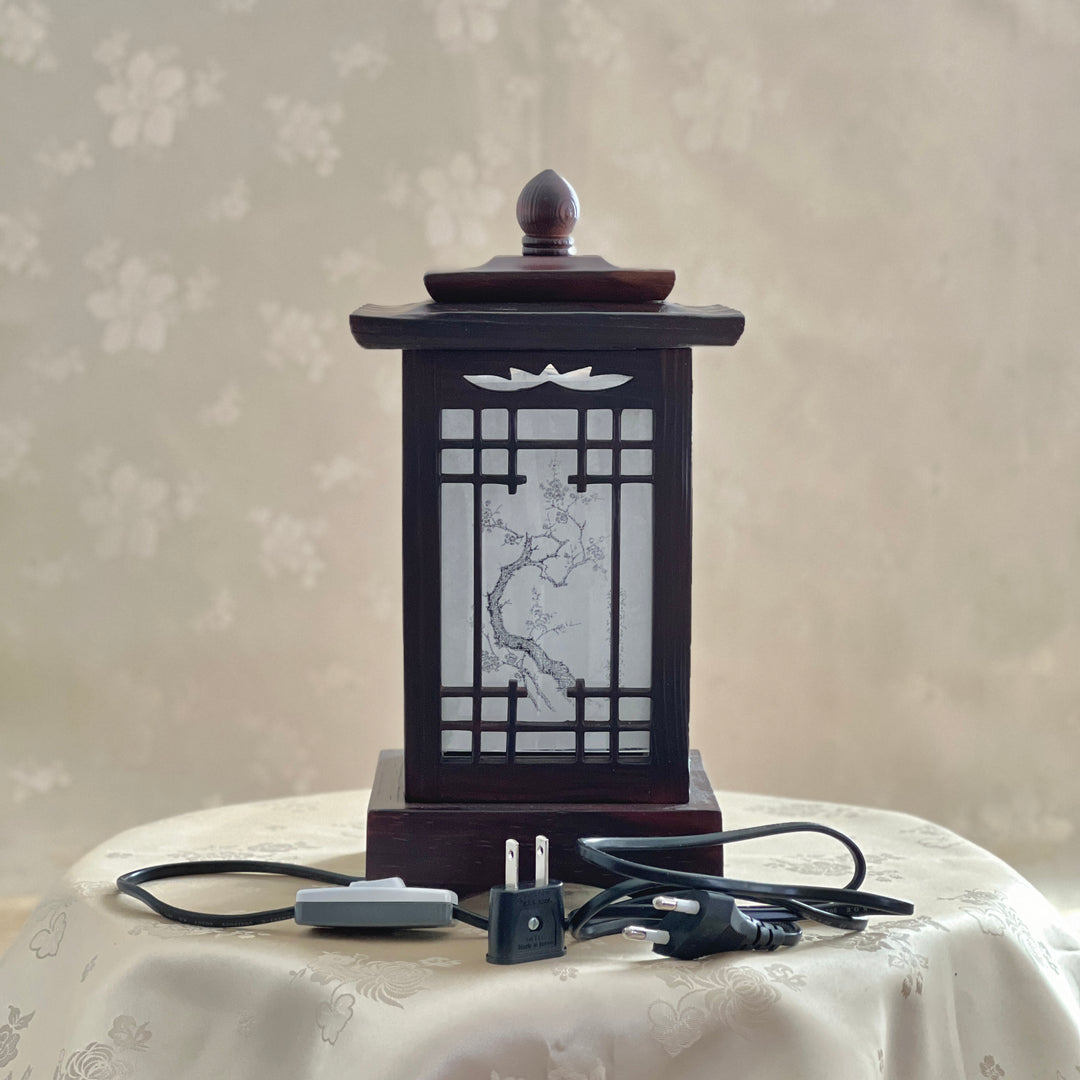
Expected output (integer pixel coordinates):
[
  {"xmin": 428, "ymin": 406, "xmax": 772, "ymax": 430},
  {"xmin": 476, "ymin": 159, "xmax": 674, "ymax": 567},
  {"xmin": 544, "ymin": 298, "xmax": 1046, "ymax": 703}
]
[{"xmin": 2, "ymin": 789, "xmax": 1079, "ymax": 1079}]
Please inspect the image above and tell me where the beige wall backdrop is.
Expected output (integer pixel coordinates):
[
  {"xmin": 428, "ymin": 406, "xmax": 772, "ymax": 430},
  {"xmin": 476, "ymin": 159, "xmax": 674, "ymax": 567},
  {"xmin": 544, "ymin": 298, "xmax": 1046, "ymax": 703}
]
[{"xmin": 3, "ymin": 1, "xmax": 1079, "ymax": 902}]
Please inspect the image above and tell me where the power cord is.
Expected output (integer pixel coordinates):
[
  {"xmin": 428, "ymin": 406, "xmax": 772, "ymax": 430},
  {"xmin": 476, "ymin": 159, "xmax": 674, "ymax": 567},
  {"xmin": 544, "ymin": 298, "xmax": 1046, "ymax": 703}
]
[
  {"xmin": 115, "ymin": 860, "xmax": 489, "ymax": 931},
  {"xmin": 115, "ymin": 821, "xmax": 914, "ymax": 962},
  {"xmin": 570, "ymin": 822, "xmax": 914, "ymax": 957}
]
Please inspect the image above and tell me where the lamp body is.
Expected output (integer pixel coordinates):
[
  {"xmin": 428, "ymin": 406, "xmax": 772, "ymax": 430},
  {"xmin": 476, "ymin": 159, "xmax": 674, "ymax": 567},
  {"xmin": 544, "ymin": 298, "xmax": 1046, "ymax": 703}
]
[
  {"xmin": 403, "ymin": 346, "xmax": 691, "ymax": 805},
  {"xmin": 351, "ymin": 301, "xmax": 742, "ymax": 893}
]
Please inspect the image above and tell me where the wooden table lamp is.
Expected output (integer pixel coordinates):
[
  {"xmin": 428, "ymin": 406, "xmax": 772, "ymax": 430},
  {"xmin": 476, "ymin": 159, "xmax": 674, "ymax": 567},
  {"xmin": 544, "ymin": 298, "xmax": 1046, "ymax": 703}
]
[{"xmin": 351, "ymin": 170, "xmax": 744, "ymax": 895}]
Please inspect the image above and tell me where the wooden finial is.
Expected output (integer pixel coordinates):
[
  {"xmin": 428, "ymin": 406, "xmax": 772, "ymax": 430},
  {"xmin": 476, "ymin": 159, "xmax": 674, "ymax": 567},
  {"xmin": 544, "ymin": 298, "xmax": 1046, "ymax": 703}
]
[{"xmin": 516, "ymin": 169, "xmax": 579, "ymax": 256}]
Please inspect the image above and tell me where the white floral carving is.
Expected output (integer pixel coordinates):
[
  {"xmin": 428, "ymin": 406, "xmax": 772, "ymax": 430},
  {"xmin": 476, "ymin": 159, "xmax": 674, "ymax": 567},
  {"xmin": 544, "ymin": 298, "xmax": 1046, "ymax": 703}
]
[
  {"xmin": 416, "ymin": 150, "xmax": 504, "ymax": 250},
  {"xmin": 0, "ymin": 210, "xmax": 48, "ymax": 277},
  {"xmin": 259, "ymin": 301, "xmax": 336, "ymax": 382},
  {"xmin": 0, "ymin": 0, "xmax": 56, "ymax": 70},
  {"xmin": 94, "ymin": 34, "xmax": 221, "ymax": 150},
  {"xmin": 425, "ymin": 0, "xmax": 509, "ymax": 51},
  {"xmin": 265, "ymin": 95, "xmax": 342, "ymax": 177},
  {"xmin": 249, "ymin": 507, "xmax": 327, "ymax": 587}
]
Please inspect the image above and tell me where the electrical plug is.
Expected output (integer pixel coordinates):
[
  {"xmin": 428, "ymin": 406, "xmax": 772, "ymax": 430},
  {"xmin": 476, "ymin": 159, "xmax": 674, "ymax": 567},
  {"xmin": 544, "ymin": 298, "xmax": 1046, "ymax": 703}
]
[
  {"xmin": 623, "ymin": 890, "xmax": 801, "ymax": 959},
  {"xmin": 486, "ymin": 836, "xmax": 566, "ymax": 965}
]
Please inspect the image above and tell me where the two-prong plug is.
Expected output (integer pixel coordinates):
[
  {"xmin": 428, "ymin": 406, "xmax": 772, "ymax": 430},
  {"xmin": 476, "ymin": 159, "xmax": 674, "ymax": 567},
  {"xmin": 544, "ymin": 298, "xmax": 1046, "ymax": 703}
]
[
  {"xmin": 486, "ymin": 836, "xmax": 566, "ymax": 965},
  {"xmin": 623, "ymin": 890, "xmax": 801, "ymax": 959}
]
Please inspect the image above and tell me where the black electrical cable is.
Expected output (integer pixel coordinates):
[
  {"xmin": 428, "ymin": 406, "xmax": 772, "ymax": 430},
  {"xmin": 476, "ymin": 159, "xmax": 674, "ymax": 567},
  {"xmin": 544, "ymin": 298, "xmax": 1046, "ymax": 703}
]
[
  {"xmin": 115, "ymin": 860, "xmax": 490, "ymax": 931},
  {"xmin": 116, "ymin": 822, "xmax": 913, "ymax": 949},
  {"xmin": 569, "ymin": 821, "xmax": 914, "ymax": 941}
]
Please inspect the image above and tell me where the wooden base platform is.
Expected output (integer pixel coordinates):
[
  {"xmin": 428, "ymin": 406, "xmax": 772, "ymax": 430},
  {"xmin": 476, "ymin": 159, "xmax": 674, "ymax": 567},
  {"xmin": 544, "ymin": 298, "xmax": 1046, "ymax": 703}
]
[{"xmin": 365, "ymin": 749, "xmax": 724, "ymax": 897}]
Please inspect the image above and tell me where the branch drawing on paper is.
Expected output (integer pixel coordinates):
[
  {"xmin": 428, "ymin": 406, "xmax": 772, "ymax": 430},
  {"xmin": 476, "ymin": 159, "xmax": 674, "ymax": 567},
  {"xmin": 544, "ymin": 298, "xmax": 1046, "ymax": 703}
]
[{"xmin": 480, "ymin": 455, "xmax": 610, "ymax": 716}]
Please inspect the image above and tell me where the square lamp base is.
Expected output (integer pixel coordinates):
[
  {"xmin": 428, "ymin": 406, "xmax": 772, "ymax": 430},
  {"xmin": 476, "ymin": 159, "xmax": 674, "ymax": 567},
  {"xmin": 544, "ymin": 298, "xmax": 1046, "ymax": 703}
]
[{"xmin": 365, "ymin": 749, "xmax": 724, "ymax": 897}]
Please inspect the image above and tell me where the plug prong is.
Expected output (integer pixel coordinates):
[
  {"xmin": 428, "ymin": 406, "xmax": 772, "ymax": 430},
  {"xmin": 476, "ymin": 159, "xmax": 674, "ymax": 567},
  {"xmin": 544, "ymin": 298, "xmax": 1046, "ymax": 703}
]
[
  {"xmin": 504, "ymin": 839, "xmax": 519, "ymax": 889},
  {"xmin": 535, "ymin": 835, "xmax": 549, "ymax": 888},
  {"xmin": 623, "ymin": 926, "xmax": 671, "ymax": 945},
  {"xmin": 653, "ymin": 895, "xmax": 701, "ymax": 915}
]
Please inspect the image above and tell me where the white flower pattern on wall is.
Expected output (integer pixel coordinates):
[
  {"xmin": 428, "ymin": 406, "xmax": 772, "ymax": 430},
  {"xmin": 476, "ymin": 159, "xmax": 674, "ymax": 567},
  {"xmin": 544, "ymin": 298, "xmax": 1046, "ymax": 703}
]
[
  {"xmin": 259, "ymin": 302, "xmax": 336, "ymax": 382},
  {"xmin": 93, "ymin": 32, "xmax": 222, "ymax": 150},
  {"xmin": 557, "ymin": 0, "xmax": 626, "ymax": 70},
  {"xmin": 199, "ymin": 384, "xmax": 242, "ymax": 427},
  {"xmin": 24, "ymin": 346, "xmax": 84, "ymax": 384},
  {"xmin": 206, "ymin": 176, "xmax": 251, "ymax": 222},
  {"xmin": 79, "ymin": 450, "xmax": 174, "ymax": 560},
  {"xmin": 332, "ymin": 36, "xmax": 390, "ymax": 80},
  {"xmin": 265, "ymin": 95, "xmax": 343, "ymax": 177},
  {"xmin": 249, "ymin": 508, "xmax": 327, "ymax": 588},
  {"xmin": 670, "ymin": 46, "xmax": 778, "ymax": 154},
  {"xmin": 425, "ymin": 0, "xmax": 509, "ymax": 52},
  {"xmin": 84, "ymin": 241, "xmax": 215, "ymax": 354},
  {"xmin": 84, "ymin": 247, "xmax": 176, "ymax": 354},
  {"xmin": 0, "ymin": 416, "xmax": 36, "ymax": 485},
  {"xmin": 415, "ymin": 151, "xmax": 505, "ymax": 250},
  {"xmin": 34, "ymin": 136, "xmax": 94, "ymax": 179},
  {"xmin": 0, "ymin": 0, "xmax": 56, "ymax": 70},
  {"xmin": 9, "ymin": 758, "xmax": 71, "ymax": 803},
  {"xmin": 0, "ymin": 209, "xmax": 48, "ymax": 277}
]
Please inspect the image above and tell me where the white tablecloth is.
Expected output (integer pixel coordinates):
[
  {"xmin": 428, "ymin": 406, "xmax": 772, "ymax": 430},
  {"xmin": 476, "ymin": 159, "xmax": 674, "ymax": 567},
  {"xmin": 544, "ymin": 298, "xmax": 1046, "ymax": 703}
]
[{"xmin": 2, "ymin": 789, "xmax": 1079, "ymax": 1079}]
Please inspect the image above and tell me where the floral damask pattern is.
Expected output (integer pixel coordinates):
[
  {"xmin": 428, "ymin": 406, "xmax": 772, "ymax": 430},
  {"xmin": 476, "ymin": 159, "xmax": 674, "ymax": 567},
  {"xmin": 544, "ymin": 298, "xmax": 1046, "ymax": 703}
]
[
  {"xmin": 945, "ymin": 889, "xmax": 1059, "ymax": 973},
  {"xmin": 811, "ymin": 914, "xmax": 951, "ymax": 999},
  {"xmin": 290, "ymin": 952, "xmax": 458, "ymax": 1045},
  {"xmin": 646, "ymin": 961, "xmax": 798, "ymax": 1056},
  {"xmin": 0, "ymin": 1006, "xmax": 34, "ymax": 1069},
  {"xmin": 51, "ymin": 1015, "xmax": 151, "ymax": 1079}
]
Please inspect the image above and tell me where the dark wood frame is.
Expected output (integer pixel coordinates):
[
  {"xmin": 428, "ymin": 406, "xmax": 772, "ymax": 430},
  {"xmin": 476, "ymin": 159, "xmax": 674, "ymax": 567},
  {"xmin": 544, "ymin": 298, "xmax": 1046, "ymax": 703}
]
[{"xmin": 402, "ymin": 348, "xmax": 692, "ymax": 805}]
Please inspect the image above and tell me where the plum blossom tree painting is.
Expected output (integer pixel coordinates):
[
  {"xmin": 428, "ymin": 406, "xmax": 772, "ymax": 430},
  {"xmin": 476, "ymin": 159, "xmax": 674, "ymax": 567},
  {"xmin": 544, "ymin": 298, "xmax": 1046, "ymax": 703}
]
[
  {"xmin": 480, "ymin": 453, "xmax": 611, "ymax": 726},
  {"xmin": 438, "ymin": 404, "xmax": 656, "ymax": 761}
]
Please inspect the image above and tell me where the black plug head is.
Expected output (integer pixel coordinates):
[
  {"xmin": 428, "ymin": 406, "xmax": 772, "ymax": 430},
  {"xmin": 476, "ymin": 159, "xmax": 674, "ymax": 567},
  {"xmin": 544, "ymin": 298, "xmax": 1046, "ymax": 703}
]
[
  {"xmin": 649, "ymin": 891, "xmax": 800, "ymax": 959},
  {"xmin": 486, "ymin": 837, "xmax": 566, "ymax": 965}
]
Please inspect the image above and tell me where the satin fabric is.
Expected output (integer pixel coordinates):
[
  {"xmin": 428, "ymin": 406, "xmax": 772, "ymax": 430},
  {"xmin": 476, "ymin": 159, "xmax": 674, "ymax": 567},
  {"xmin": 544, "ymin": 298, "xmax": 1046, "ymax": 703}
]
[{"xmin": 2, "ymin": 789, "xmax": 1078, "ymax": 1079}]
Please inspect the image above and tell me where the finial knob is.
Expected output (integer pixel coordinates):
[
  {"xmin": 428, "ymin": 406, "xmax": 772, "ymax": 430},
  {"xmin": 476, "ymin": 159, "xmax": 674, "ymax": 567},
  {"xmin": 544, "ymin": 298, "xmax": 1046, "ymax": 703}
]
[{"xmin": 516, "ymin": 169, "xmax": 579, "ymax": 256}]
